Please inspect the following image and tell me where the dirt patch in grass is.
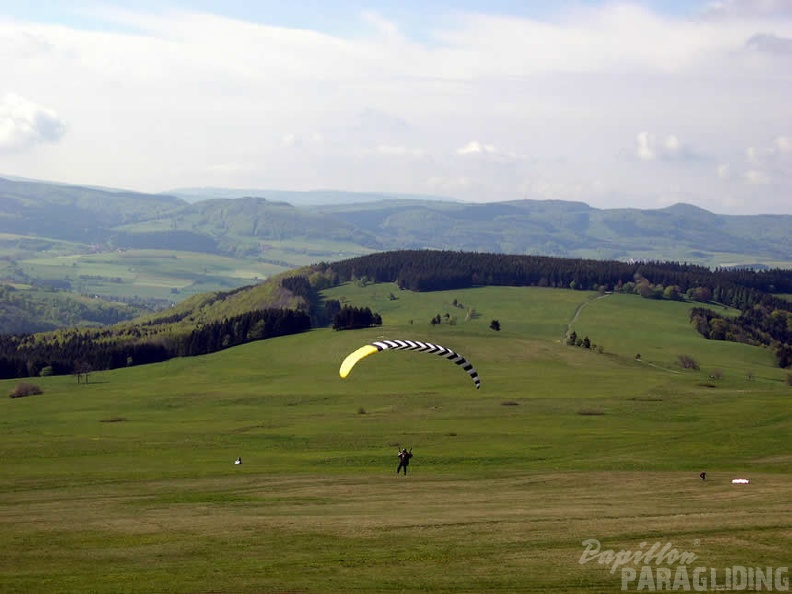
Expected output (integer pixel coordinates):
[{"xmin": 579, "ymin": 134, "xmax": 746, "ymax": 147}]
[{"xmin": 577, "ymin": 408, "xmax": 605, "ymax": 416}]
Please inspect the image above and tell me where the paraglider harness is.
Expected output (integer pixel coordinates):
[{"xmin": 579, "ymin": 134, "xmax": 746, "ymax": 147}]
[{"xmin": 397, "ymin": 448, "xmax": 413, "ymax": 474}]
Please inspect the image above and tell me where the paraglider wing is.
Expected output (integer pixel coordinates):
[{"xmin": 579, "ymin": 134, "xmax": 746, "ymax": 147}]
[
  {"xmin": 339, "ymin": 339, "xmax": 480, "ymax": 389},
  {"xmin": 339, "ymin": 344, "xmax": 379, "ymax": 379}
]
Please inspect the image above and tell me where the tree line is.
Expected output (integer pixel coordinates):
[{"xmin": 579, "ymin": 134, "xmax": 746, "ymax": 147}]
[
  {"xmin": 4, "ymin": 249, "xmax": 792, "ymax": 379},
  {"xmin": 690, "ymin": 304, "xmax": 792, "ymax": 368},
  {"xmin": 0, "ymin": 307, "xmax": 310, "ymax": 380},
  {"xmin": 322, "ymin": 250, "xmax": 792, "ymax": 297},
  {"xmin": 321, "ymin": 250, "xmax": 792, "ymax": 367}
]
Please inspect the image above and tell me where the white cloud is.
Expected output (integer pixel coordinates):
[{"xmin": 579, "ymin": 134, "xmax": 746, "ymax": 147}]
[
  {"xmin": 743, "ymin": 169, "xmax": 770, "ymax": 184},
  {"xmin": 745, "ymin": 145, "xmax": 774, "ymax": 164},
  {"xmin": 1, "ymin": 4, "xmax": 791, "ymax": 213},
  {"xmin": 635, "ymin": 132, "xmax": 689, "ymax": 162},
  {"xmin": 664, "ymin": 135, "xmax": 680, "ymax": 154},
  {"xmin": 457, "ymin": 141, "xmax": 497, "ymax": 156},
  {"xmin": 702, "ymin": 0, "xmax": 792, "ymax": 20},
  {"xmin": 742, "ymin": 136, "xmax": 791, "ymax": 184},
  {"xmin": 282, "ymin": 134, "xmax": 300, "ymax": 148},
  {"xmin": 636, "ymin": 132, "xmax": 656, "ymax": 161},
  {"xmin": 746, "ymin": 33, "xmax": 792, "ymax": 55},
  {"xmin": 0, "ymin": 93, "xmax": 66, "ymax": 153},
  {"xmin": 717, "ymin": 163, "xmax": 731, "ymax": 179}
]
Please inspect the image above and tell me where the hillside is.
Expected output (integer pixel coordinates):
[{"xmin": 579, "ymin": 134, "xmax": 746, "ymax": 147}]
[
  {"xmin": 3, "ymin": 177, "xmax": 792, "ymax": 270},
  {"xmin": 318, "ymin": 199, "xmax": 792, "ymax": 264},
  {"xmin": 2, "ymin": 250, "xmax": 791, "ymax": 379},
  {"xmin": 0, "ymin": 284, "xmax": 150, "ymax": 333},
  {"xmin": 3, "ymin": 176, "xmax": 792, "ymax": 330},
  {"xmin": 2, "ymin": 282, "xmax": 790, "ymax": 592}
]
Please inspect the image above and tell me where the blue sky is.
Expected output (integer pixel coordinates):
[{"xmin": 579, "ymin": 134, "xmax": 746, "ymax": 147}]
[{"xmin": 1, "ymin": 0, "xmax": 791, "ymax": 213}]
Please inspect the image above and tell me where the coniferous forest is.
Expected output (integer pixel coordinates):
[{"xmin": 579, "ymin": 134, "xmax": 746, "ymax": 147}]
[{"xmin": 2, "ymin": 250, "xmax": 792, "ymax": 379}]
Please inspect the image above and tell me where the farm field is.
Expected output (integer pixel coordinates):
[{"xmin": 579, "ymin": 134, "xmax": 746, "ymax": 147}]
[
  {"xmin": 12, "ymin": 250, "xmax": 283, "ymax": 301},
  {"xmin": 1, "ymin": 285, "xmax": 790, "ymax": 593},
  {"xmin": 1, "ymin": 235, "xmax": 373, "ymax": 304}
]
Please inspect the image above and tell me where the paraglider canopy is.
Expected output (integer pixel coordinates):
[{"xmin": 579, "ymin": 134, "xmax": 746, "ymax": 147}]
[{"xmin": 339, "ymin": 339, "xmax": 480, "ymax": 389}]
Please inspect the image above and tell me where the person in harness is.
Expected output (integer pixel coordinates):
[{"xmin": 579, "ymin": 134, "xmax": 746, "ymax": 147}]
[{"xmin": 396, "ymin": 448, "xmax": 413, "ymax": 475}]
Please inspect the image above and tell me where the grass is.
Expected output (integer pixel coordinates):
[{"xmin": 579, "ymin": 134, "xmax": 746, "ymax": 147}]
[
  {"xmin": 1, "ymin": 285, "xmax": 790, "ymax": 592},
  {"xmin": 17, "ymin": 249, "xmax": 286, "ymax": 301},
  {"xmin": 3, "ymin": 235, "xmax": 374, "ymax": 303}
]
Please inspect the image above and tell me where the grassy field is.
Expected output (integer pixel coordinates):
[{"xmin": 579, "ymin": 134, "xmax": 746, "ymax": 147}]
[
  {"xmin": 15, "ymin": 250, "xmax": 284, "ymax": 301},
  {"xmin": 1, "ymin": 286, "xmax": 790, "ymax": 593},
  {"xmin": 1, "ymin": 234, "xmax": 373, "ymax": 303}
]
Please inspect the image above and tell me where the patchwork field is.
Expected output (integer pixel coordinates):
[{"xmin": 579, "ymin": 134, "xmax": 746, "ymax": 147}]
[{"xmin": 1, "ymin": 286, "xmax": 790, "ymax": 592}]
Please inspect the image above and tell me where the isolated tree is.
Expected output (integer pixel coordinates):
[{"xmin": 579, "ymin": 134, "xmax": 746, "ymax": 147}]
[
  {"xmin": 490, "ymin": 320, "xmax": 501, "ymax": 331},
  {"xmin": 678, "ymin": 354, "xmax": 700, "ymax": 370},
  {"xmin": 74, "ymin": 362, "xmax": 93, "ymax": 384}
]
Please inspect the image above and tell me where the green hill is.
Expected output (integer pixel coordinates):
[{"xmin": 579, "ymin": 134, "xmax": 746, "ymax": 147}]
[
  {"xmin": 1, "ymin": 283, "xmax": 789, "ymax": 592},
  {"xmin": 3, "ymin": 249, "xmax": 791, "ymax": 379},
  {"xmin": 4, "ymin": 176, "xmax": 792, "ymax": 319}
]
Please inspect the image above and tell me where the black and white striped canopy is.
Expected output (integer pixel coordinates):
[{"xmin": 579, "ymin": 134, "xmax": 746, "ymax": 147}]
[{"xmin": 340, "ymin": 339, "xmax": 480, "ymax": 389}]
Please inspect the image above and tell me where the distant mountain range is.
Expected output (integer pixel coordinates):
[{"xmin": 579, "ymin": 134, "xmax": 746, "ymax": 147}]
[
  {"xmin": 167, "ymin": 187, "xmax": 459, "ymax": 205},
  {"xmin": 2, "ymin": 176, "xmax": 792, "ymax": 268}
]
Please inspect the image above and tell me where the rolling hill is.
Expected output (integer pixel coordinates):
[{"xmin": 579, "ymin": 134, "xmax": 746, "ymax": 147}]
[
  {"xmin": 3, "ymin": 175, "xmax": 792, "ymax": 330},
  {"xmin": 1, "ymin": 280, "xmax": 790, "ymax": 592},
  {"xmin": 3, "ymin": 176, "xmax": 792, "ymax": 268},
  {"xmin": 2, "ymin": 250, "xmax": 791, "ymax": 379}
]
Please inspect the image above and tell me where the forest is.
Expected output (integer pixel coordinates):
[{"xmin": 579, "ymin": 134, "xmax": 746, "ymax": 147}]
[
  {"xmin": 2, "ymin": 250, "xmax": 792, "ymax": 380},
  {"xmin": 320, "ymin": 250, "xmax": 792, "ymax": 367}
]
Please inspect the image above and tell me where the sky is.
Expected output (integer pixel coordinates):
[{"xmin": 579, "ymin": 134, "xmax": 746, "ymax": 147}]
[{"xmin": 1, "ymin": 0, "xmax": 791, "ymax": 214}]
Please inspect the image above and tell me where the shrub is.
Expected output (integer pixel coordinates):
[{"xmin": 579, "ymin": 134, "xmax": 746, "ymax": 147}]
[
  {"xmin": 678, "ymin": 354, "xmax": 700, "ymax": 370},
  {"xmin": 9, "ymin": 382, "xmax": 43, "ymax": 399}
]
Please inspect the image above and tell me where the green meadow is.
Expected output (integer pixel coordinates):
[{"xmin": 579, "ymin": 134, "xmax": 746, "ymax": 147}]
[
  {"xmin": 1, "ymin": 285, "xmax": 790, "ymax": 593},
  {"xmin": 3, "ymin": 232, "xmax": 373, "ymax": 303},
  {"xmin": 16, "ymin": 250, "xmax": 285, "ymax": 301}
]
